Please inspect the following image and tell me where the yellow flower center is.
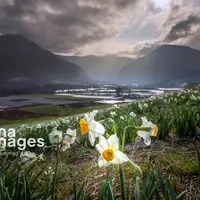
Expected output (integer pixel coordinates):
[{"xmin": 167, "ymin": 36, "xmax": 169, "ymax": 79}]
[
  {"xmin": 102, "ymin": 149, "xmax": 115, "ymax": 161},
  {"xmin": 63, "ymin": 141, "xmax": 68, "ymax": 146},
  {"xmin": 153, "ymin": 124, "xmax": 158, "ymax": 137},
  {"xmin": 80, "ymin": 119, "xmax": 89, "ymax": 135}
]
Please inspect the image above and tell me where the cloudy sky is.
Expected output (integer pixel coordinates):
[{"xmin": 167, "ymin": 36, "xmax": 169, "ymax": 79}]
[{"xmin": 0, "ymin": 0, "xmax": 200, "ymax": 57}]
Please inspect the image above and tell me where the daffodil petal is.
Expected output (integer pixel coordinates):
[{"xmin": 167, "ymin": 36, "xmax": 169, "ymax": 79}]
[
  {"xmin": 61, "ymin": 143, "xmax": 70, "ymax": 151},
  {"xmin": 67, "ymin": 128, "xmax": 76, "ymax": 136},
  {"xmin": 91, "ymin": 110, "xmax": 98, "ymax": 118},
  {"xmin": 98, "ymin": 156, "xmax": 110, "ymax": 167},
  {"xmin": 137, "ymin": 130, "xmax": 149, "ymax": 138},
  {"xmin": 144, "ymin": 139, "xmax": 151, "ymax": 146},
  {"xmin": 96, "ymin": 137, "xmax": 110, "ymax": 154},
  {"xmin": 141, "ymin": 117, "xmax": 149, "ymax": 126},
  {"xmin": 99, "ymin": 135, "xmax": 109, "ymax": 148},
  {"xmin": 108, "ymin": 134, "xmax": 119, "ymax": 150},
  {"xmin": 96, "ymin": 143, "xmax": 104, "ymax": 154},
  {"xmin": 137, "ymin": 131, "xmax": 151, "ymax": 146},
  {"xmin": 64, "ymin": 129, "xmax": 76, "ymax": 144},
  {"xmin": 88, "ymin": 132, "xmax": 96, "ymax": 146},
  {"xmin": 85, "ymin": 110, "xmax": 98, "ymax": 122},
  {"xmin": 85, "ymin": 113, "xmax": 90, "ymax": 122},
  {"xmin": 93, "ymin": 121, "xmax": 105, "ymax": 137},
  {"xmin": 111, "ymin": 150, "xmax": 129, "ymax": 164},
  {"xmin": 67, "ymin": 128, "xmax": 73, "ymax": 134}
]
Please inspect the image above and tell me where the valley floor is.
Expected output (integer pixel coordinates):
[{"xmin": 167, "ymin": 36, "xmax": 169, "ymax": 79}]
[{"xmin": 0, "ymin": 87, "xmax": 200, "ymax": 199}]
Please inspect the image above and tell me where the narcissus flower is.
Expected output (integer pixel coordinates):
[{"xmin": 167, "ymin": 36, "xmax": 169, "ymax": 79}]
[
  {"xmin": 49, "ymin": 129, "xmax": 63, "ymax": 144},
  {"xmin": 110, "ymin": 111, "xmax": 117, "ymax": 117},
  {"xmin": 61, "ymin": 140, "xmax": 70, "ymax": 151},
  {"xmin": 129, "ymin": 112, "xmax": 136, "ymax": 118},
  {"xmin": 20, "ymin": 151, "xmax": 38, "ymax": 165},
  {"xmin": 80, "ymin": 110, "xmax": 105, "ymax": 146},
  {"xmin": 120, "ymin": 116, "xmax": 125, "ymax": 120},
  {"xmin": 137, "ymin": 117, "xmax": 158, "ymax": 146},
  {"xmin": 61, "ymin": 128, "xmax": 76, "ymax": 151},
  {"xmin": 64, "ymin": 128, "xmax": 76, "ymax": 144},
  {"xmin": 96, "ymin": 135, "xmax": 129, "ymax": 167}
]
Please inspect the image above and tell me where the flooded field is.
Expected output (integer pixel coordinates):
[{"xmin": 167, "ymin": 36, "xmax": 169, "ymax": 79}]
[
  {"xmin": 0, "ymin": 87, "xmax": 183, "ymax": 124},
  {"xmin": 0, "ymin": 95, "xmax": 81, "ymax": 109},
  {"xmin": 0, "ymin": 87, "xmax": 183, "ymax": 109}
]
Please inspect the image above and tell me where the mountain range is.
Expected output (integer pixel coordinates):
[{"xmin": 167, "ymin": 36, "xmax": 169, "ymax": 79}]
[
  {"xmin": 117, "ymin": 45, "xmax": 200, "ymax": 84},
  {"xmin": 0, "ymin": 34, "xmax": 200, "ymax": 92},
  {"xmin": 64, "ymin": 45, "xmax": 200, "ymax": 85},
  {"xmin": 0, "ymin": 34, "xmax": 91, "ymax": 89}
]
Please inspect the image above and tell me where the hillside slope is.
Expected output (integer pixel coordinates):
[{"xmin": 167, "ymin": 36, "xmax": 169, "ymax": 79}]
[
  {"xmin": 118, "ymin": 45, "xmax": 200, "ymax": 84},
  {"xmin": 0, "ymin": 34, "xmax": 91, "ymax": 86}
]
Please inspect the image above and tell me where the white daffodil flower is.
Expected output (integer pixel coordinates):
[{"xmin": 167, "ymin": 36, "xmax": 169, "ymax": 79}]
[
  {"xmin": 143, "ymin": 103, "xmax": 148, "ymax": 108},
  {"xmin": 49, "ymin": 129, "xmax": 63, "ymax": 144},
  {"xmin": 110, "ymin": 111, "xmax": 117, "ymax": 117},
  {"xmin": 137, "ymin": 117, "xmax": 158, "ymax": 146},
  {"xmin": 61, "ymin": 128, "xmax": 76, "ymax": 151},
  {"xmin": 120, "ymin": 116, "xmax": 125, "ymax": 120},
  {"xmin": 138, "ymin": 103, "xmax": 143, "ymax": 110},
  {"xmin": 64, "ymin": 128, "xmax": 76, "ymax": 144},
  {"xmin": 129, "ymin": 112, "xmax": 136, "ymax": 118},
  {"xmin": 61, "ymin": 141, "xmax": 70, "ymax": 151},
  {"xmin": 113, "ymin": 104, "xmax": 118, "ymax": 109},
  {"xmin": 96, "ymin": 135, "xmax": 129, "ymax": 167},
  {"xmin": 80, "ymin": 110, "xmax": 105, "ymax": 146},
  {"xmin": 164, "ymin": 99, "xmax": 168, "ymax": 103},
  {"xmin": 20, "ymin": 151, "xmax": 38, "ymax": 165}
]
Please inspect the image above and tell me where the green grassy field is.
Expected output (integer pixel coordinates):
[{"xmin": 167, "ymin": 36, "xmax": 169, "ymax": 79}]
[
  {"xmin": 0, "ymin": 104, "xmax": 112, "ymax": 127},
  {"xmin": 19, "ymin": 105, "xmax": 73, "ymax": 115},
  {"xmin": 21, "ymin": 94, "xmax": 106, "ymax": 101},
  {"xmin": 19, "ymin": 104, "xmax": 111, "ymax": 116}
]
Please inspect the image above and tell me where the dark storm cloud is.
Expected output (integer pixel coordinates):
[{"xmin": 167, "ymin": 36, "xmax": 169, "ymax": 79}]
[
  {"xmin": 162, "ymin": 3, "xmax": 180, "ymax": 27},
  {"xmin": 115, "ymin": 0, "xmax": 138, "ymax": 8},
  {"xmin": 164, "ymin": 15, "xmax": 200, "ymax": 42},
  {"xmin": 0, "ymin": 0, "xmax": 138, "ymax": 53}
]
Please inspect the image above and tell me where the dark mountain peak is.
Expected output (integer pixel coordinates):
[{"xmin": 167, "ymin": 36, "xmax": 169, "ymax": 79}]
[
  {"xmin": 1, "ymin": 33, "xmax": 27, "ymax": 40},
  {"xmin": 0, "ymin": 34, "xmax": 35, "ymax": 45},
  {"xmin": 118, "ymin": 44, "xmax": 200, "ymax": 84},
  {"xmin": 154, "ymin": 44, "xmax": 198, "ymax": 54},
  {"xmin": 0, "ymin": 34, "xmax": 42, "ymax": 52},
  {"xmin": 0, "ymin": 34, "xmax": 91, "ymax": 85}
]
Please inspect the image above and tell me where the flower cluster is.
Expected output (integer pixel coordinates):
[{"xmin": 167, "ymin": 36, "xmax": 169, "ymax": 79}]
[
  {"xmin": 20, "ymin": 151, "xmax": 44, "ymax": 166},
  {"xmin": 44, "ymin": 109, "xmax": 158, "ymax": 168},
  {"xmin": 77, "ymin": 111, "xmax": 157, "ymax": 167},
  {"xmin": 49, "ymin": 128, "xmax": 76, "ymax": 151}
]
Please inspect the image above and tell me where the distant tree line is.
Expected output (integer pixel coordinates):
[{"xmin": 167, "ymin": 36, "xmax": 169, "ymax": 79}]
[{"xmin": 0, "ymin": 82, "xmax": 102, "ymax": 96}]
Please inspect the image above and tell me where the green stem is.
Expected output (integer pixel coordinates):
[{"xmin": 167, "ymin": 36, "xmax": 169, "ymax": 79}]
[
  {"xmin": 51, "ymin": 144, "xmax": 60, "ymax": 200},
  {"xmin": 99, "ymin": 118, "xmax": 117, "ymax": 134},
  {"xmin": 128, "ymin": 160, "xmax": 142, "ymax": 176},
  {"xmin": 15, "ymin": 154, "xmax": 21, "ymax": 199},
  {"xmin": 121, "ymin": 126, "xmax": 151, "ymax": 152},
  {"xmin": 121, "ymin": 125, "xmax": 135, "ymax": 152},
  {"xmin": 119, "ymin": 165, "xmax": 126, "ymax": 200}
]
